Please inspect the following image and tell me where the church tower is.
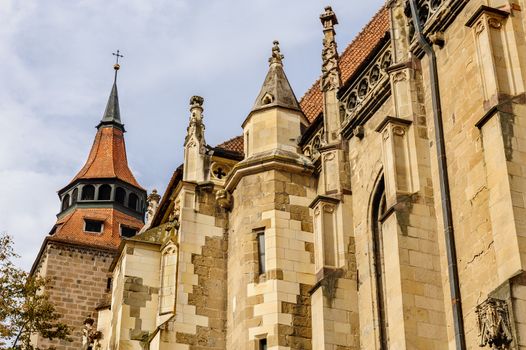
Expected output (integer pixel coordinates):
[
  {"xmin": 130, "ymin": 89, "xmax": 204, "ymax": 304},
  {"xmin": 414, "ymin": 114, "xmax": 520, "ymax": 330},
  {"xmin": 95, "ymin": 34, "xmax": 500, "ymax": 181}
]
[
  {"xmin": 226, "ymin": 41, "xmax": 316, "ymax": 349},
  {"xmin": 30, "ymin": 58, "xmax": 146, "ymax": 350}
]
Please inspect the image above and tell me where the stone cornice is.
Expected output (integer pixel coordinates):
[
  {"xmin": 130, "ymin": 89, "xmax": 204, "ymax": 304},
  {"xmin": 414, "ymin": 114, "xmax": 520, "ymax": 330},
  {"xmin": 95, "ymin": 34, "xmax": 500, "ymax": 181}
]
[{"xmin": 225, "ymin": 151, "xmax": 314, "ymax": 192}]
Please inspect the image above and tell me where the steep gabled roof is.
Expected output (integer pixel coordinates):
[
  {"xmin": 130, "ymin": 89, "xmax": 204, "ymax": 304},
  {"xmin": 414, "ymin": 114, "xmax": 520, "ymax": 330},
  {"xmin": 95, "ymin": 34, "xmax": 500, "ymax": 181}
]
[{"xmin": 300, "ymin": 6, "xmax": 390, "ymax": 122}]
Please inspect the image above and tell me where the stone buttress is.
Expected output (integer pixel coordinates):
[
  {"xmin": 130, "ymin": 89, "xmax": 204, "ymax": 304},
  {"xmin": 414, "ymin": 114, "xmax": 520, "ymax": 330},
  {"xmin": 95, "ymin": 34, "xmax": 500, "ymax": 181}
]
[{"xmin": 308, "ymin": 7, "xmax": 359, "ymax": 350}]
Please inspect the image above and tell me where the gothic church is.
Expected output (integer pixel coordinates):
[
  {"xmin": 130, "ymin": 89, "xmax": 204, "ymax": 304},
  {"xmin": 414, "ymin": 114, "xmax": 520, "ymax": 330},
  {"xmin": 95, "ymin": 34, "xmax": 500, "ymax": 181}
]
[{"xmin": 31, "ymin": 0, "xmax": 526, "ymax": 349}]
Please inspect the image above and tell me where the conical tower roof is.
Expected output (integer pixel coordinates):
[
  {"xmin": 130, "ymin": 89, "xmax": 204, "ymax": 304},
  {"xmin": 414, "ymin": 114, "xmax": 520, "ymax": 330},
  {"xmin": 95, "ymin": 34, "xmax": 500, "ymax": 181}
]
[
  {"xmin": 65, "ymin": 66, "xmax": 143, "ymax": 190},
  {"xmin": 98, "ymin": 82, "xmax": 123, "ymax": 128},
  {"xmin": 250, "ymin": 41, "xmax": 302, "ymax": 114}
]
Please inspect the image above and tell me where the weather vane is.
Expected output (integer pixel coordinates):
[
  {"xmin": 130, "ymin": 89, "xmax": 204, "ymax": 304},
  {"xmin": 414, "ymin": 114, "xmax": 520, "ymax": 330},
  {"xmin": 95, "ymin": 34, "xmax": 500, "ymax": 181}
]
[{"xmin": 112, "ymin": 49, "xmax": 124, "ymax": 83}]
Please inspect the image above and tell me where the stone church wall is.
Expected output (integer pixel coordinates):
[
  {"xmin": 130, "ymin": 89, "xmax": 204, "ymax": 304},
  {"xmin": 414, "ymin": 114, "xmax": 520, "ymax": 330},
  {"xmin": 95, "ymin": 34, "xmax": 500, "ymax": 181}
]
[
  {"xmin": 227, "ymin": 169, "xmax": 316, "ymax": 349},
  {"xmin": 33, "ymin": 242, "xmax": 116, "ymax": 350}
]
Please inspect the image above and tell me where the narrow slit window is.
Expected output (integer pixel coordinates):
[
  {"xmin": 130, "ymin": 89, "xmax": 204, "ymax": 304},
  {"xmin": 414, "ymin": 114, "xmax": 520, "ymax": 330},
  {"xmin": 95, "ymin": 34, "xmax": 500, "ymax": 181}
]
[{"xmin": 257, "ymin": 230, "xmax": 266, "ymax": 274}]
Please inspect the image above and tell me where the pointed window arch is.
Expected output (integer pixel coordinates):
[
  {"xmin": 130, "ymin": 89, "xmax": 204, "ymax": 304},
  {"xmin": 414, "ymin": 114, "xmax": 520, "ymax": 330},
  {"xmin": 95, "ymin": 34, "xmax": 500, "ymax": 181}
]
[
  {"xmin": 371, "ymin": 175, "xmax": 388, "ymax": 348},
  {"xmin": 98, "ymin": 184, "xmax": 112, "ymax": 200},
  {"xmin": 81, "ymin": 185, "xmax": 95, "ymax": 200}
]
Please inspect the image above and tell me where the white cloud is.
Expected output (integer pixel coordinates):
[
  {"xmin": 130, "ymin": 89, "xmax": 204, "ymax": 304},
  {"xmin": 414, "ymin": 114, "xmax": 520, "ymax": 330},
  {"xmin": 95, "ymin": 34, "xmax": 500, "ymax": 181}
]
[{"xmin": 0, "ymin": 0, "xmax": 385, "ymax": 270}]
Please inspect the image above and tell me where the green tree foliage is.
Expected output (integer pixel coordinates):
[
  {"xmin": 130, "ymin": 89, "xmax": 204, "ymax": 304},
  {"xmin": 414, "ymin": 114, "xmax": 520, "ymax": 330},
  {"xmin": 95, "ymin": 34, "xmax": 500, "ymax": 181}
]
[{"xmin": 0, "ymin": 233, "xmax": 71, "ymax": 349}]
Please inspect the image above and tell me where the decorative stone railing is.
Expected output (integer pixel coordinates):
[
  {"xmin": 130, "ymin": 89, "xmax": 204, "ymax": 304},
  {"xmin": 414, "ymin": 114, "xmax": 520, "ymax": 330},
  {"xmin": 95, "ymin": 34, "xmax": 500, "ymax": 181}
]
[
  {"xmin": 404, "ymin": 0, "xmax": 469, "ymax": 50},
  {"xmin": 302, "ymin": 126, "xmax": 324, "ymax": 161},
  {"xmin": 340, "ymin": 43, "xmax": 392, "ymax": 137}
]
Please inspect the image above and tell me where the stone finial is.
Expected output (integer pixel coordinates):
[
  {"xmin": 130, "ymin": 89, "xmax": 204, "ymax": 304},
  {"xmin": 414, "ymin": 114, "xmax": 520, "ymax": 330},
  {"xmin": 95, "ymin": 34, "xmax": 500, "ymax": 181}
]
[
  {"xmin": 476, "ymin": 298, "xmax": 513, "ymax": 348},
  {"xmin": 320, "ymin": 6, "xmax": 338, "ymax": 29},
  {"xmin": 190, "ymin": 95, "xmax": 204, "ymax": 110},
  {"xmin": 269, "ymin": 40, "xmax": 284, "ymax": 66}
]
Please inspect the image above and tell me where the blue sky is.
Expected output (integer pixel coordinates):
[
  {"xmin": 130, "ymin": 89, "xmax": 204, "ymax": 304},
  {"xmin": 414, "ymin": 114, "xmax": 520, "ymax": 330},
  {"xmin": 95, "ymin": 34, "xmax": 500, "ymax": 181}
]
[{"xmin": 0, "ymin": 0, "xmax": 385, "ymax": 270}]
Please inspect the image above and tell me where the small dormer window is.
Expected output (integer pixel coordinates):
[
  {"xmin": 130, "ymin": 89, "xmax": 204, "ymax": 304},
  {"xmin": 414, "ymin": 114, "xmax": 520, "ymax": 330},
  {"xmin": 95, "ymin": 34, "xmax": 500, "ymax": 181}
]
[
  {"xmin": 261, "ymin": 93, "xmax": 274, "ymax": 105},
  {"xmin": 120, "ymin": 225, "xmax": 137, "ymax": 238},
  {"xmin": 84, "ymin": 219, "xmax": 103, "ymax": 233}
]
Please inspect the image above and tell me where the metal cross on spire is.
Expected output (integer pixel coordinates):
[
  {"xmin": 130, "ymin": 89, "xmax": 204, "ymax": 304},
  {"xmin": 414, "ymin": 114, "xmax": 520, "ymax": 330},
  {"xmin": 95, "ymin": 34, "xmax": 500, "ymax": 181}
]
[{"xmin": 112, "ymin": 49, "xmax": 124, "ymax": 83}]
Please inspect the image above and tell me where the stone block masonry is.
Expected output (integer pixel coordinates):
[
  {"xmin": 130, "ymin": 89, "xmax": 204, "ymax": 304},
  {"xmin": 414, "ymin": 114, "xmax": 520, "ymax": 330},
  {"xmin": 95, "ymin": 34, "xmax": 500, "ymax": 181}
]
[{"xmin": 32, "ymin": 242, "xmax": 116, "ymax": 350}]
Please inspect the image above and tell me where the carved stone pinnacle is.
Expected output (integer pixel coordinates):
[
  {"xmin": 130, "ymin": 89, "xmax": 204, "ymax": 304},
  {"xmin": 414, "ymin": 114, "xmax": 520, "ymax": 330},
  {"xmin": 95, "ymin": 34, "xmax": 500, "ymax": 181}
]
[
  {"xmin": 269, "ymin": 40, "xmax": 284, "ymax": 66},
  {"xmin": 190, "ymin": 95, "xmax": 204, "ymax": 108},
  {"xmin": 320, "ymin": 5, "xmax": 338, "ymax": 27}
]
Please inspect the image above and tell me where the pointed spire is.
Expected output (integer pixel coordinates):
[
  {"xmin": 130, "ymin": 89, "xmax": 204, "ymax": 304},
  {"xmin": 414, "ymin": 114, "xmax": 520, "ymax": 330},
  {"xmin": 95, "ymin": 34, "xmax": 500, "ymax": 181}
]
[
  {"xmin": 184, "ymin": 95, "xmax": 206, "ymax": 149},
  {"xmin": 250, "ymin": 41, "xmax": 301, "ymax": 113},
  {"xmin": 97, "ymin": 51, "xmax": 124, "ymax": 130},
  {"xmin": 320, "ymin": 6, "xmax": 341, "ymax": 92}
]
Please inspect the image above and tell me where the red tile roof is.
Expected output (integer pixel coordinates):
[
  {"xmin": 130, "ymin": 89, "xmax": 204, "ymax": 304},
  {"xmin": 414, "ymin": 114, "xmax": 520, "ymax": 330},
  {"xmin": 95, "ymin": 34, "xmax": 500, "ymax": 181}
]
[
  {"xmin": 69, "ymin": 127, "xmax": 144, "ymax": 190},
  {"xmin": 216, "ymin": 135, "xmax": 244, "ymax": 154},
  {"xmin": 214, "ymin": 6, "xmax": 389, "ymax": 149},
  {"xmin": 299, "ymin": 6, "xmax": 389, "ymax": 122},
  {"xmin": 50, "ymin": 208, "xmax": 143, "ymax": 250}
]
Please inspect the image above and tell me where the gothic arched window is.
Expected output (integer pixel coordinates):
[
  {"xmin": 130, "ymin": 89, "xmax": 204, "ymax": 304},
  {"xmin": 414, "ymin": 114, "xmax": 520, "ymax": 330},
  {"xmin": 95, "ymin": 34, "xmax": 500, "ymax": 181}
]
[
  {"xmin": 371, "ymin": 176, "xmax": 388, "ymax": 348},
  {"xmin": 98, "ymin": 184, "xmax": 112, "ymax": 200},
  {"xmin": 61, "ymin": 194, "xmax": 70, "ymax": 211},
  {"xmin": 81, "ymin": 185, "xmax": 95, "ymax": 200},
  {"xmin": 128, "ymin": 193, "xmax": 139, "ymax": 211},
  {"xmin": 115, "ymin": 187, "xmax": 126, "ymax": 205}
]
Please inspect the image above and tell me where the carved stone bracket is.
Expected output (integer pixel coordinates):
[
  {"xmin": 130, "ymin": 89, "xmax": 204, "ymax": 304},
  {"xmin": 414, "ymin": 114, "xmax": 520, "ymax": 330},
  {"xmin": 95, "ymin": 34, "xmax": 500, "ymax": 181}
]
[
  {"xmin": 162, "ymin": 200, "xmax": 180, "ymax": 244},
  {"xmin": 215, "ymin": 189, "xmax": 232, "ymax": 210},
  {"xmin": 309, "ymin": 267, "xmax": 345, "ymax": 307},
  {"xmin": 404, "ymin": 0, "xmax": 469, "ymax": 56},
  {"xmin": 476, "ymin": 297, "xmax": 513, "ymax": 348}
]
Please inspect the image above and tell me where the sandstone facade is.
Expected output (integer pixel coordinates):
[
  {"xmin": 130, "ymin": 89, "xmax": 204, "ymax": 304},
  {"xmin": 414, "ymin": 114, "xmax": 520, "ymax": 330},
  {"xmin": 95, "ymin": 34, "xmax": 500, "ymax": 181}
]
[{"xmin": 32, "ymin": 0, "xmax": 526, "ymax": 349}]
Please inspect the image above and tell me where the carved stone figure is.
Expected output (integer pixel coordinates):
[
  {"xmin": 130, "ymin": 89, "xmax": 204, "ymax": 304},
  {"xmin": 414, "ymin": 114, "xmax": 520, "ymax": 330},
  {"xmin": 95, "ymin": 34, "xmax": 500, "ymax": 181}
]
[
  {"xmin": 320, "ymin": 6, "xmax": 341, "ymax": 92},
  {"xmin": 146, "ymin": 189, "xmax": 161, "ymax": 225},
  {"xmin": 215, "ymin": 189, "xmax": 232, "ymax": 210},
  {"xmin": 81, "ymin": 316, "xmax": 103, "ymax": 350},
  {"xmin": 476, "ymin": 298, "xmax": 513, "ymax": 348}
]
